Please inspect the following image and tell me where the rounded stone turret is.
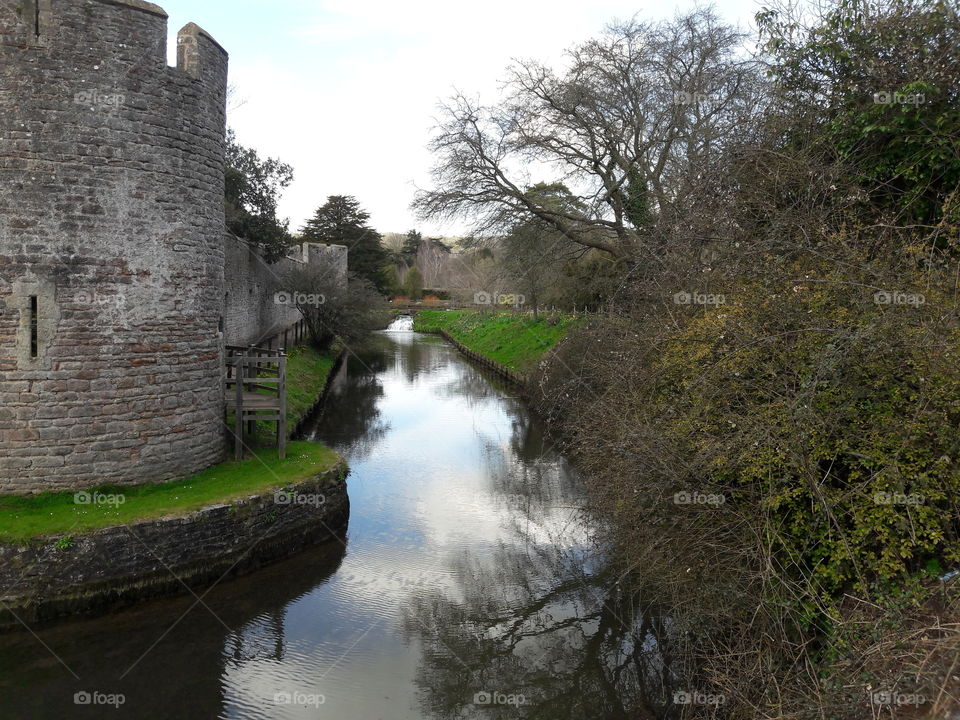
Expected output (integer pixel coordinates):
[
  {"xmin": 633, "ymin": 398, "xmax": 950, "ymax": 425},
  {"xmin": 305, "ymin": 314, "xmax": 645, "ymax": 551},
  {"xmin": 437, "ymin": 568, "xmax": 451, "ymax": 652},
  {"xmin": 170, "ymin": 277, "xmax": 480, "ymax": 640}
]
[{"xmin": 0, "ymin": 0, "xmax": 229, "ymax": 492}]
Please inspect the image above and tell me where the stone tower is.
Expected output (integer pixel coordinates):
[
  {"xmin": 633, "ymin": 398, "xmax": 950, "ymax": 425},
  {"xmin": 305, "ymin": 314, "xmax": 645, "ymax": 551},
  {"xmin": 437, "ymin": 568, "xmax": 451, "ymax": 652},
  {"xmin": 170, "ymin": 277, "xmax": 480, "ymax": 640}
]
[{"xmin": 0, "ymin": 0, "xmax": 229, "ymax": 493}]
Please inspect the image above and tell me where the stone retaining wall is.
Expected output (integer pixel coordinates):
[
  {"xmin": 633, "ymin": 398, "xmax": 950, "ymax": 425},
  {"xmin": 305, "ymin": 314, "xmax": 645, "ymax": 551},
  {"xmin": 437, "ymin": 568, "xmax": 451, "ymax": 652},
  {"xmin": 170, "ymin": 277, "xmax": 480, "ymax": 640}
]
[{"xmin": 0, "ymin": 461, "xmax": 349, "ymax": 630}]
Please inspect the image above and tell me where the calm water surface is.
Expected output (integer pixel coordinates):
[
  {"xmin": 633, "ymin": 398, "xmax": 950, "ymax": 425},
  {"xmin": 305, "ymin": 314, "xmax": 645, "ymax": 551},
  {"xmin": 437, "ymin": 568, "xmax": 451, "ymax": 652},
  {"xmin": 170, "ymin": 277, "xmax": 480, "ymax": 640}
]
[{"xmin": 0, "ymin": 326, "xmax": 672, "ymax": 719}]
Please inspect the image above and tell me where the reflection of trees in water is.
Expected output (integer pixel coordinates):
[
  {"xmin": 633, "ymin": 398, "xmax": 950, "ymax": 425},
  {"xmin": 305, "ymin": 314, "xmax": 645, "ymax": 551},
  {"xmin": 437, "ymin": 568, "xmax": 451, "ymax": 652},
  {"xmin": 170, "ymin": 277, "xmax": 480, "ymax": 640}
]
[
  {"xmin": 402, "ymin": 528, "xmax": 680, "ymax": 720},
  {"xmin": 403, "ymin": 376, "xmax": 681, "ymax": 720},
  {"xmin": 439, "ymin": 362, "xmax": 507, "ymax": 404},
  {"xmin": 475, "ymin": 404, "xmax": 584, "ymax": 520},
  {"xmin": 225, "ymin": 611, "xmax": 286, "ymax": 664},
  {"xmin": 304, "ymin": 351, "xmax": 389, "ymax": 460},
  {"xmin": 395, "ymin": 333, "xmax": 446, "ymax": 383}
]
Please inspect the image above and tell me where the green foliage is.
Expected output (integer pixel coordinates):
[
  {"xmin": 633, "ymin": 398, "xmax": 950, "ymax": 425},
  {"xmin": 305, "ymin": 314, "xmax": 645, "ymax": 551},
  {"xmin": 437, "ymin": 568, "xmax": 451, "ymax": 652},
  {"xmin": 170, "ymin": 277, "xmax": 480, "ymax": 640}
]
[
  {"xmin": 301, "ymin": 195, "xmax": 390, "ymax": 291},
  {"xmin": 402, "ymin": 229, "xmax": 422, "ymax": 261},
  {"xmin": 623, "ymin": 167, "xmax": 652, "ymax": 230},
  {"xmin": 383, "ymin": 264, "xmax": 402, "ymax": 296},
  {"xmin": 576, "ymin": 265, "xmax": 960, "ymax": 602},
  {"xmin": 282, "ymin": 263, "xmax": 389, "ymax": 350},
  {"xmin": 0, "ymin": 443, "xmax": 340, "ymax": 542},
  {"xmin": 225, "ymin": 129, "xmax": 296, "ymax": 262},
  {"xmin": 758, "ymin": 0, "xmax": 960, "ymax": 225},
  {"xmin": 403, "ymin": 266, "xmax": 424, "ymax": 300}
]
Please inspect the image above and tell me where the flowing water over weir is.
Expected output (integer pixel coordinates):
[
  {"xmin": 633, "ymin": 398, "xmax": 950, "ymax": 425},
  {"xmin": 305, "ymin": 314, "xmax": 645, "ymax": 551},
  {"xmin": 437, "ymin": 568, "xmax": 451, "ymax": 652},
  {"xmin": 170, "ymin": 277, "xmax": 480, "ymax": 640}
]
[{"xmin": 0, "ymin": 327, "xmax": 677, "ymax": 719}]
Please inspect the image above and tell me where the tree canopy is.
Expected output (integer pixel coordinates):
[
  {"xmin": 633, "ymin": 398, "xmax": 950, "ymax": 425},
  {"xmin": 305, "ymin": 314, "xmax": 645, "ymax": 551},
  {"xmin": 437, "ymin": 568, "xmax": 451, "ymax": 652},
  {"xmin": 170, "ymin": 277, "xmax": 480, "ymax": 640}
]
[
  {"xmin": 301, "ymin": 195, "xmax": 390, "ymax": 292},
  {"xmin": 225, "ymin": 129, "xmax": 295, "ymax": 263}
]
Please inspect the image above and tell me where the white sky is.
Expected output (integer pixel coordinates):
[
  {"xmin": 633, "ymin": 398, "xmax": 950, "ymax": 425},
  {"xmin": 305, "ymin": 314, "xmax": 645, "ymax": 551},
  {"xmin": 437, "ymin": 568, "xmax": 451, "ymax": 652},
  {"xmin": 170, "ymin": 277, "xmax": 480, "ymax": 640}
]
[{"xmin": 161, "ymin": 0, "xmax": 764, "ymax": 236}]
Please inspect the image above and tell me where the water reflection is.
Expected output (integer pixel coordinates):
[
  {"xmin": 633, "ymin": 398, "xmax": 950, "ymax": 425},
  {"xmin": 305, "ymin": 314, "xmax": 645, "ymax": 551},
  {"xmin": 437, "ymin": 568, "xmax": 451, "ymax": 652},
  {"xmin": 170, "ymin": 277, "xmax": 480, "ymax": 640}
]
[
  {"xmin": 0, "ymin": 330, "xmax": 668, "ymax": 719},
  {"xmin": 0, "ymin": 541, "xmax": 347, "ymax": 719}
]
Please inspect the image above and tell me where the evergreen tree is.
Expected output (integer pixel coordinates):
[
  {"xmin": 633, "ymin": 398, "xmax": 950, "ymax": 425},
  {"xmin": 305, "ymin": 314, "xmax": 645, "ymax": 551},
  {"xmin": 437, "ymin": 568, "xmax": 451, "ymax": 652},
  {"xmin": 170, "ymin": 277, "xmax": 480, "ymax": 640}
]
[
  {"xmin": 404, "ymin": 266, "xmax": 424, "ymax": 300},
  {"xmin": 301, "ymin": 195, "xmax": 389, "ymax": 292},
  {"xmin": 401, "ymin": 229, "xmax": 422, "ymax": 262}
]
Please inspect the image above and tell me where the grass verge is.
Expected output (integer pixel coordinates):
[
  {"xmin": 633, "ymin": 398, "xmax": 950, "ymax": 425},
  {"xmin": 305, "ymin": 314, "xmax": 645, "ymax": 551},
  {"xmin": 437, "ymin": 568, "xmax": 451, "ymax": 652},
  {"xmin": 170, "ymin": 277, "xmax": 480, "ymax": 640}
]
[
  {"xmin": 0, "ymin": 442, "xmax": 340, "ymax": 543},
  {"xmin": 413, "ymin": 309, "xmax": 576, "ymax": 373},
  {"xmin": 284, "ymin": 344, "xmax": 338, "ymax": 429}
]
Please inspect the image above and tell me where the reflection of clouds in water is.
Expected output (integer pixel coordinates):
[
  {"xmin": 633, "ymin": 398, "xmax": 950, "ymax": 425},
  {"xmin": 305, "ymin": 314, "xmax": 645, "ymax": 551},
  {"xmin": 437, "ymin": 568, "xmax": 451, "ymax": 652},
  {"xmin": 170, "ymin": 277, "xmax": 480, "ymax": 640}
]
[
  {"xmin": 222, "ymin": 627, "xmax": 413, "ymax": 720},
  {"xmin": 302, "ymin": 331, "xmax": 665, "ymax": 719}
]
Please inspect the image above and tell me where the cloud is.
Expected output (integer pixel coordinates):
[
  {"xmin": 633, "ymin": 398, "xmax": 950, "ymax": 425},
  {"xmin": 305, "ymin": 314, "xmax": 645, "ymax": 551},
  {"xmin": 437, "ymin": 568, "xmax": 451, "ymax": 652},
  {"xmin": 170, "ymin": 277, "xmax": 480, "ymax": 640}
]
[{"xmin": 198, "ymin": 0, "xmax": 760, "ymax": 234}]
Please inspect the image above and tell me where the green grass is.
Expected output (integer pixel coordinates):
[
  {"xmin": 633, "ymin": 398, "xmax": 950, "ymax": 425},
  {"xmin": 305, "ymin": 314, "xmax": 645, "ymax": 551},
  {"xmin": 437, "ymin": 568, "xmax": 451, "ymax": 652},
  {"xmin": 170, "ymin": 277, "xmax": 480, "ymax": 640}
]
[
  {"xmin": 413, "ymin": 309, "xmax": 577, "ymax": 373},
  {"xmin": 284, "ymin": 344, "xmax": 338, "ymax": 429},
  {"xmin": 0, "ymin": 442, "xmax": 340, "ymax": 542}
]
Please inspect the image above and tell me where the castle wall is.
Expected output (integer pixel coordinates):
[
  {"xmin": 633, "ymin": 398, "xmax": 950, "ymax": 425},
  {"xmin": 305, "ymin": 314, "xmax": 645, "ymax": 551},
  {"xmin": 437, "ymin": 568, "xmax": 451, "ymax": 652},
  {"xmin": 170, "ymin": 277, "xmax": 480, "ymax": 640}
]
[
  {"xmin": 223, "ymin": 237, "xmax": 348, "ymax": 348},
  {"xmin": 0, "ymin": 0, "xmax": 229, "ymax": 492}
]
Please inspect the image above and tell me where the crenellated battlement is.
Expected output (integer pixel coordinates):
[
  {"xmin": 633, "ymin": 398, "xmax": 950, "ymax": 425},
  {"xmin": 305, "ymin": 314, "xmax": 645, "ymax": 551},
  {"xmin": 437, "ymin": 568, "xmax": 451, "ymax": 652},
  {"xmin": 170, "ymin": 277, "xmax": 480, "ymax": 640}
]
[
  {"xmin": 3, "ymin": 0, "xmax": 226, "ymax": 87},
  {"xmin": 0, "ymin": 0, "xmax": 232, "ymax": 493},
  {"xmin": 95, "ymin": 0, "xmax": 167, "ymax": 18}
]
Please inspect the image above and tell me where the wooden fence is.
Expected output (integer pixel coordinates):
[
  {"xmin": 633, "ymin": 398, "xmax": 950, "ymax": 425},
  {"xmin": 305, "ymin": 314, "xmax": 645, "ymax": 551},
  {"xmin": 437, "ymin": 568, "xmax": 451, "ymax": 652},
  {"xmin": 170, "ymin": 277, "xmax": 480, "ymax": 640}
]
[{"xmin": 224, "ymin": 345, "xmax": 287, "ymax": 460}]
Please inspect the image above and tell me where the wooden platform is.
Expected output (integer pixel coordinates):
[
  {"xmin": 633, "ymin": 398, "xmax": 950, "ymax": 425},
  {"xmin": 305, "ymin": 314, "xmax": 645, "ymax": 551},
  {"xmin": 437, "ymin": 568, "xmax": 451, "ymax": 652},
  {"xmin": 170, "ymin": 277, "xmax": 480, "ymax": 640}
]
[
  {"xmin": 225, "ymin": 345, "xmax": 287, "ymax": 460},
  {"xmin": 225, "ymin": 392, "xmax": 283, "ymax": 411}
]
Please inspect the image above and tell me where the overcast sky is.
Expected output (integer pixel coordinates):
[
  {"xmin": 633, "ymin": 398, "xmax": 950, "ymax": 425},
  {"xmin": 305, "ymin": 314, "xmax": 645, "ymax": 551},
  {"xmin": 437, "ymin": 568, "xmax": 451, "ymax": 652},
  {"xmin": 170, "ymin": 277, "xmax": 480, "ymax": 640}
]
[{"xmin": 160, "ymin": 0, "xmax": 762, "ymax": 236}]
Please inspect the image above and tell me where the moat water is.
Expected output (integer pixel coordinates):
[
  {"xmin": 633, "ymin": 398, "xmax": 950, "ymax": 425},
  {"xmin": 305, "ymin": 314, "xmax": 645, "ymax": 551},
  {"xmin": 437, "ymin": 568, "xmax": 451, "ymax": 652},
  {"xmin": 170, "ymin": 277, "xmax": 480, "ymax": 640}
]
[{"xmin": 0, "ymin": 325, "xmax": 674, "ymax": 719}]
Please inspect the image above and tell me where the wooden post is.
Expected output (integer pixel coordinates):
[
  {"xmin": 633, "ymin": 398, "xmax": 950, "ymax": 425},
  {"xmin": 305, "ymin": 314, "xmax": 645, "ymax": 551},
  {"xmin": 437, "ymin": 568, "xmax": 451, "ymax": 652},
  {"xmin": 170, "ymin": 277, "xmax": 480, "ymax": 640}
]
[
  {"xmin": 246, "ymin": 346, "xmax": 257, "ymax": 441},
  {"xmin": 278, "ymin": 353, "xmax": 287, "ymax": 459},
  {"xmin": 234, "ymin": 354, "xmax": 244, "ymax": 460}
]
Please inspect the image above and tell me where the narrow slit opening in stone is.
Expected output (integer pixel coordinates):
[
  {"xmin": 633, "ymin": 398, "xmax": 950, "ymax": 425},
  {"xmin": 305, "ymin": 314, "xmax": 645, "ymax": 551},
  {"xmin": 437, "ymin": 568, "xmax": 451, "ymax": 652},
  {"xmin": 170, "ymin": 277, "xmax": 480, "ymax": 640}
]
[{"xmin": 29, "ymin": 295, "xmax": 39, "ymax": 358}]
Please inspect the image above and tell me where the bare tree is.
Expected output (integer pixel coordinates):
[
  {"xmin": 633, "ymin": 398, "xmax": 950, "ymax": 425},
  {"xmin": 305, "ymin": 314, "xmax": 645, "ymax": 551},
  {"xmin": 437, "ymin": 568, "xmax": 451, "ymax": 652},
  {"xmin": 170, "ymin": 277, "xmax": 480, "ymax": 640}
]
[
  {"xmin": 278, "ymin": 265, "xmax": 388, "ymax": 349},
  {"xmin": 413, "ymin": 9, "xmax": 766, "ymax": 262}
]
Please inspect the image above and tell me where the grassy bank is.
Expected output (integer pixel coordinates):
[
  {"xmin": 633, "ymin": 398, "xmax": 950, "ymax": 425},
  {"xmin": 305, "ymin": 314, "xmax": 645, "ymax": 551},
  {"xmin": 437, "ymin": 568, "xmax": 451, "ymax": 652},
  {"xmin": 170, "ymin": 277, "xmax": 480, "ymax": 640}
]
[
  {"xmin": 283, "ymin": 344, "xmax": 339, "ymax": 429},
  {"xmin": 0, "ymin": 442, "xmax": 340, "ymax": 542},
  {"xmin": 413, "ymin": 309, "xmax": 576, "ymax": 374}
]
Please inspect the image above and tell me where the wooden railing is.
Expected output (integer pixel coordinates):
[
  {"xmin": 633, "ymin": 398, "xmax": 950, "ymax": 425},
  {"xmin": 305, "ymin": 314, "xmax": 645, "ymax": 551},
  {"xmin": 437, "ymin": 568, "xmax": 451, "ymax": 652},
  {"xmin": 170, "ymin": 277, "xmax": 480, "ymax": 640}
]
[
  {"xmin": 224, "ymin": 345, "xmax": 287, "ymax": 460},
  {"xmin": 256, "ymin": 318, "xmax": 308, "ymax": 353}
]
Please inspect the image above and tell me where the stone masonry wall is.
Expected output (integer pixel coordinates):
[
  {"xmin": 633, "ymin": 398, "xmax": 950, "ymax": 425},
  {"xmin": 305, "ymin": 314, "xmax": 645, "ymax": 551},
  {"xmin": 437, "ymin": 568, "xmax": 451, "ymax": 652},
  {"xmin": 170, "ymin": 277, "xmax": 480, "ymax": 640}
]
[
  {"xmin": 223, "ymin": 236, "xmax": 348, "ymax": 348},
  {"xmin": 0, "ymin": 461, "xmax": 350, "ymax": 629},
  {"xmin": 0, "ymin": 0, "xmax": 229, "ymax": 493}
]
